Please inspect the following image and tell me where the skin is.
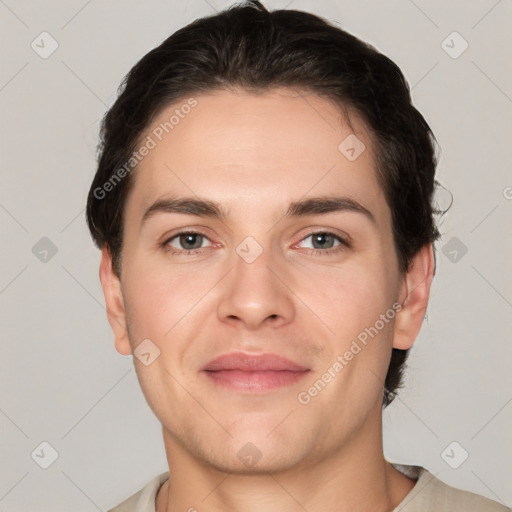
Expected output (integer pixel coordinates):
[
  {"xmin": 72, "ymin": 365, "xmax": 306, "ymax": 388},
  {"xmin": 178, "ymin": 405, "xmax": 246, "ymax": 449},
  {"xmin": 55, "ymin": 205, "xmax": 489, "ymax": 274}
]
[{"xmin": 100, "ymin": 87, "xmax": 434, "ymax": 512}]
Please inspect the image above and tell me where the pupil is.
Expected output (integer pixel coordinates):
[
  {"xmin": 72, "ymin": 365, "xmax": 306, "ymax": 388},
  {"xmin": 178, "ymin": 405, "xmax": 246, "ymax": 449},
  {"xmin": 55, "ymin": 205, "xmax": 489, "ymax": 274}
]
[
  {"xmin": 181, "ymin": 234, "xmax": 202, "ymax": 249},
  {"xmin": 313, "ymin": 233, "xmax": 333, "ymax": 249}
]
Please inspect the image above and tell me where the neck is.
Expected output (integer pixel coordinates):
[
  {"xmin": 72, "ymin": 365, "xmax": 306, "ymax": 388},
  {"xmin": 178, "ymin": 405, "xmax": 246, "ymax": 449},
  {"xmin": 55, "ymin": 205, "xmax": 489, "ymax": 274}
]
[{"xmin": 156, "ymin": 409, "xmax": 416, "ymax": 512}]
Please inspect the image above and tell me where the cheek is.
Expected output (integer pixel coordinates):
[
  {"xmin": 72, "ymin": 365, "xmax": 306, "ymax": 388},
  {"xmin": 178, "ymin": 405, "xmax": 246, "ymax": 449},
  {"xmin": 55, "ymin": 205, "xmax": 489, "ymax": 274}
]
[
  {"xmin": 122, "ymin": 258, "xmax": 205, "ymax": 343},
  {"xmin": 306, "ymin": 263, "xmax": 398, "ymax": 400},
  {"xmin": 297, "ymin": 261, "xmax": 399, "ymax": 397},
  {"xmin": 303, "ymin": 256, "xmax": 398, "ymax": 339}
]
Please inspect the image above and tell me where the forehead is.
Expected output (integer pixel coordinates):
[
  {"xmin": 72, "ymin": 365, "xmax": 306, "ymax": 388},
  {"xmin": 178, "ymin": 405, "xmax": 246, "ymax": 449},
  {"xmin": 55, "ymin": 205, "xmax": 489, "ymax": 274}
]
[{"xmin": 125, "ymin": 87, "xmax": 389, "ymax": 226}]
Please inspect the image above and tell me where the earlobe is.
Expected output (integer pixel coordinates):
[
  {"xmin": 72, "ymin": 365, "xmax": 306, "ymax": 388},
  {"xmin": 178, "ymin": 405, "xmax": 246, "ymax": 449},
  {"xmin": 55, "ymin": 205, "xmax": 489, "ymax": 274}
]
[
  {"xmin": 393, "ymin": 244, "xmax": 435, "ymax": 350},
  {"xmin": 99, "ymin": 246, "xmax": 132, "ymax": 356}
]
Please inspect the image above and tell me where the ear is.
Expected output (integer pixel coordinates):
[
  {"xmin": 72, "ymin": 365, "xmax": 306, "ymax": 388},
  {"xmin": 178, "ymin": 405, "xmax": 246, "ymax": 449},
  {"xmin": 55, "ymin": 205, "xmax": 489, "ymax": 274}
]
[
  {"xmin": 99, "ymin": 246, "xmax": 132, "ymax": 356},
  {"xmin": 393, "ymin": 244, "xmax": 435, "ymax": 350}
]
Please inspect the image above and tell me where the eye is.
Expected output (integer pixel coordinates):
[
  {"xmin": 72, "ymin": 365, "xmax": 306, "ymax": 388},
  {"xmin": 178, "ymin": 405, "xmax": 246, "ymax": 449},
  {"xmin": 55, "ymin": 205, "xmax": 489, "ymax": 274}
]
[
  {"xmin": 161, "ymin": 230, "xmax": 348, "ymax": 257},
  {"xmin": 162, "ymin": 231, "xmax": 212, "ymax": 254},
  {"xmin": 295, "ymin": 231, "xmax": 348, "ymax": 255}
]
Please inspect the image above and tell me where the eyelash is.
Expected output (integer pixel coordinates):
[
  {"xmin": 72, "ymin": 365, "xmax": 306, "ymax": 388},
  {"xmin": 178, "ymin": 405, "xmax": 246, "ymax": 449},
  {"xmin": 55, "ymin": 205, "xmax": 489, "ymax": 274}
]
[{"xmin": 161, "ymin": 230, "xmax": 349, "ymax": 257}]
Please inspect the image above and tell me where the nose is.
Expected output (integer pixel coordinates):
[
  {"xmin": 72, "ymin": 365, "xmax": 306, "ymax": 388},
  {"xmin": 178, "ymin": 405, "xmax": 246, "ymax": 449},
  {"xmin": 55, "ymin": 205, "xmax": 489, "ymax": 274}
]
[{"xmin": 216, "ymin": 244, "xmax": 295, "ymax": 330}]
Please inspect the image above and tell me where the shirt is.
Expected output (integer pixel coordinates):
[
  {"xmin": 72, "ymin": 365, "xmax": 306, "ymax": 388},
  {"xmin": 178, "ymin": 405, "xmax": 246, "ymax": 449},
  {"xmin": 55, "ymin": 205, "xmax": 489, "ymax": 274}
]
[{"xmin": 107, "ymin": 463, "xmax": 511, "ymax": 511}]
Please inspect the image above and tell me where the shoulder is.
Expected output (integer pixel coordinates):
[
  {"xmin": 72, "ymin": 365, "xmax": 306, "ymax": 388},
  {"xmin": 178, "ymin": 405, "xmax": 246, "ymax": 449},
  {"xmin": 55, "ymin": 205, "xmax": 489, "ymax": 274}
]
[
  {"xmin": 392, "ymin": 465, "xmax": 511, "ymax": 512},
  {"xmin": 422, "ymin": 473, "xmax": 510, "ymax": 511},
  {"xmin": 107, "ymin": 472, "xmax": 169, "ymax": 512}
]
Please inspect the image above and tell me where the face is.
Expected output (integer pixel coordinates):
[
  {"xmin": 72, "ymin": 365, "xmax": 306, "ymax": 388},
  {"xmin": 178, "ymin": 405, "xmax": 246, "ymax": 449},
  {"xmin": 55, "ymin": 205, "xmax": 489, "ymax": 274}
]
[{"xmin": 101, "ymin": 87, "xmax": 429, "ymax": 474}]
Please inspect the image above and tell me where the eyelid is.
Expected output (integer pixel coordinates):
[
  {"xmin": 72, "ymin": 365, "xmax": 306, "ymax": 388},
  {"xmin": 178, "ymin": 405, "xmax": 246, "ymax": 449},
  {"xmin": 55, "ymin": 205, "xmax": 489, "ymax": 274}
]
[
  {"xmin": 292, "ymin": 228, "xmax": 350, "ymax": 247},
  {"xmin": 162, "ymin": 229, "xmax": 215, "ymax": 250}
]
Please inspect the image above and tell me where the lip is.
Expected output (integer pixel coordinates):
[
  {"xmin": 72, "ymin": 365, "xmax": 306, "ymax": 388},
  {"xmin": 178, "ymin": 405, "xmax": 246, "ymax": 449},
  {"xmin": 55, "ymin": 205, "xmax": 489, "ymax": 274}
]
[
  {"xmin": 201, "ymin": 352, "xmax": 310, "ymax": 392},
  {"xmin": 202, "ymin": 352, "xmax": 309, "ymax": 372}
]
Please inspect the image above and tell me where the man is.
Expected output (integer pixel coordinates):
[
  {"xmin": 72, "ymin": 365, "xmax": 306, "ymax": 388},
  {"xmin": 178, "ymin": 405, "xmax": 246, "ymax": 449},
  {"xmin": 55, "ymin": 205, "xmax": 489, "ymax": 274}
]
[{"xmin": 86, "ymin": 1, "xmax": 509, "ymax": 511}]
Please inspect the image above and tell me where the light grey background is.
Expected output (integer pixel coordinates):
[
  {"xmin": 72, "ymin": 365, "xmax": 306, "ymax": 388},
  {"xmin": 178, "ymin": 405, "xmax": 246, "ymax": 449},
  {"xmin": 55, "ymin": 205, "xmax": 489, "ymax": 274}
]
[{"xmin": 1, "ymin": 0, "xmax": 511, "ymax": 510}]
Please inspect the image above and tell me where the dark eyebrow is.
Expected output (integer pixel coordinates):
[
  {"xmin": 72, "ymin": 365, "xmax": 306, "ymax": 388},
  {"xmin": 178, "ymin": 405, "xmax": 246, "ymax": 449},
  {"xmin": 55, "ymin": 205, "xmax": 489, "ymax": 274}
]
[
  {"xmin": 141, "ymin": 197, "xmax": 228, "ymax": 224},
  {"xmin": 141, "ymin": 195, "xmax": 376, "ymax": 225},
  {"xmin": 284, "ymin": 196, "xmax": 376, "ymax": 224}
]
